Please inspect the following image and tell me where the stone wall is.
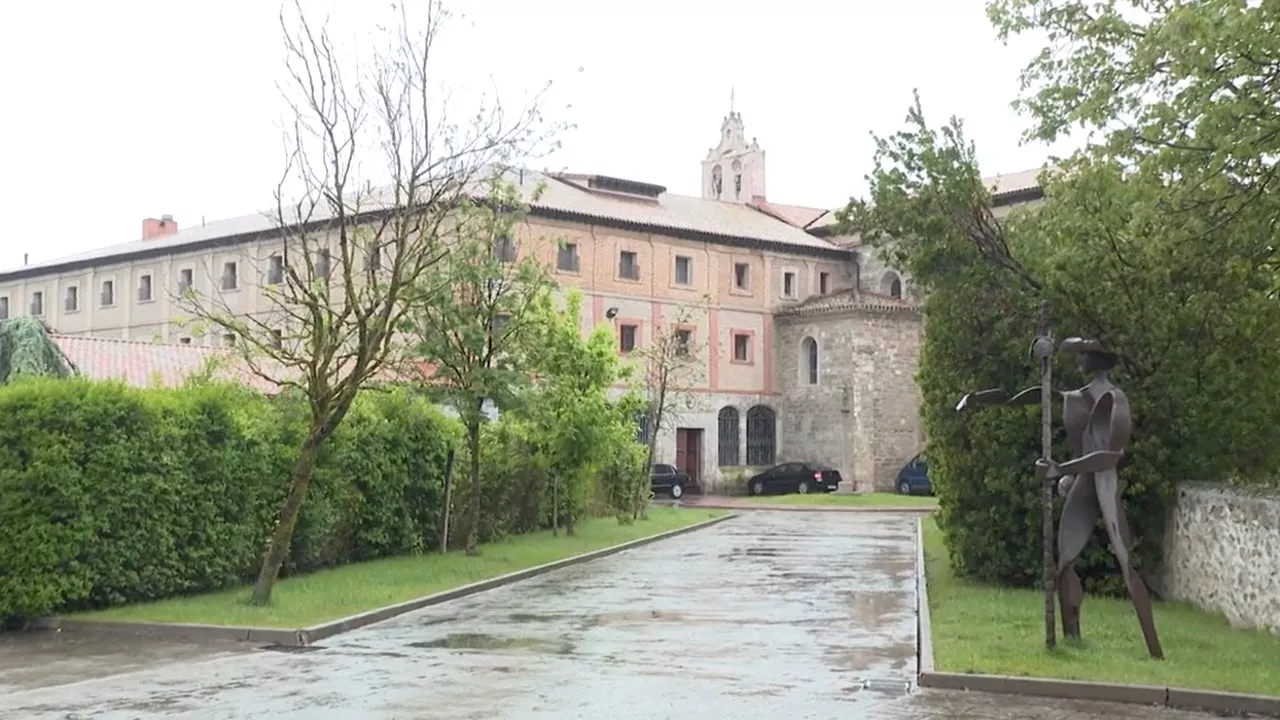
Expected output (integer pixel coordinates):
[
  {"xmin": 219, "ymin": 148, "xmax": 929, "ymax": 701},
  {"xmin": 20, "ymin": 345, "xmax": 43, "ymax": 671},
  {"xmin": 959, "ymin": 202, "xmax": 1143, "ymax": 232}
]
[
  {"xmin": 1160, "ymin": 483, "xmax": 1280, "ymax": 633},
  {"xmin": 774, "ymin": 304, "xmax": 924, "ymax": 492}
]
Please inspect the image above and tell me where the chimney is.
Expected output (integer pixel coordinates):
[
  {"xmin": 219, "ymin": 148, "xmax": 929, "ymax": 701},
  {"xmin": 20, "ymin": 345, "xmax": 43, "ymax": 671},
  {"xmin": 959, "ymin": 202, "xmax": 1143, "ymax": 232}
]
[{"xmin": 142, "ymin": 214, "xmax": 179, "ymax": 241}]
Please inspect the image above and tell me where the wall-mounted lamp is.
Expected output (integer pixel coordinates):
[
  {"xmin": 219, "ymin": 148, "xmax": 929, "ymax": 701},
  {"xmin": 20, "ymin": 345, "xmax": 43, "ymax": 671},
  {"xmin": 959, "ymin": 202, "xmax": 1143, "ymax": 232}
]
[{"xmin": 605, "ymin": 306, "xmax": 619, "ymax": 319}]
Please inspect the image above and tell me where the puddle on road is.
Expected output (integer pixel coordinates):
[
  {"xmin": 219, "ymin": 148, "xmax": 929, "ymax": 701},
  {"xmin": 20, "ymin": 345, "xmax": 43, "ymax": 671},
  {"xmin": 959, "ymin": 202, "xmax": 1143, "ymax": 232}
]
[
  {"xmin": 580, "ymin": 609, "xmax": 693, "ymax": 628},
  {"xmin": 505, "ymin": 612, "xmax": 561, "ymax": 624},
  {"xmin": 844, "ymin": 590, "xmax": 902, "ymax": 625},
  {"xmin": 408, "ymin": 633, "xmax": 574, "ymax": 656}
]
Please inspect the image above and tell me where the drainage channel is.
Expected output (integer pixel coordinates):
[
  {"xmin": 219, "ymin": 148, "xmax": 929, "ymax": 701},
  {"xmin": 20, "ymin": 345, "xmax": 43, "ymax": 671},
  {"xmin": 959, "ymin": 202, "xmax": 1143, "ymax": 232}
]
[{"xmin": 857, "ymin": 678, "xmax": 913, "ymax": 696}]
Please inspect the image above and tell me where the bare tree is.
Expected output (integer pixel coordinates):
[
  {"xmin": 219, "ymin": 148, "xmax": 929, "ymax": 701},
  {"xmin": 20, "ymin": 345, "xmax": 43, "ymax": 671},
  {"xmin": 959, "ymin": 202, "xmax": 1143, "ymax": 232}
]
[
  {"xmin": 177, "ymin": 0, "xmax": 558, "ymax": 604},
  {"xmin": 632, "ymin": 301, "xmax": 706, "ymax": 517}
]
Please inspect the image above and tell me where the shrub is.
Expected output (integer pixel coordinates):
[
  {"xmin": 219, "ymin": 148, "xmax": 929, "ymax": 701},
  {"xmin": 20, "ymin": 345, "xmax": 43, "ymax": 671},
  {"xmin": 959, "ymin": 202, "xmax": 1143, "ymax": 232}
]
[{"xmin": 0, "ymin": 379, "xmax": 457, "ymax": 621}]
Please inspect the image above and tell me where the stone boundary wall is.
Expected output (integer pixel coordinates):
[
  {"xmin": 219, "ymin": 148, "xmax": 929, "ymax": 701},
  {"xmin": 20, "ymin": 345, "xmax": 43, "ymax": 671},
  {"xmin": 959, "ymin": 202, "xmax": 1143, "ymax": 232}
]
[{"xmin": 1160, "ymin": 482, "xmax": 1280, "ymax": 633}]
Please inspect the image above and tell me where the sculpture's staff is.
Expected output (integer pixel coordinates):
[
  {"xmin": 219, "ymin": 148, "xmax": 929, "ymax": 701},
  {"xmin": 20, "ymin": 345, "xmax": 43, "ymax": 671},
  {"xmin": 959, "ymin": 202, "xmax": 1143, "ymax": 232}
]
[{"xmin": 1031, "ymin": 301, "xmax": 1057, "ymax": 650}]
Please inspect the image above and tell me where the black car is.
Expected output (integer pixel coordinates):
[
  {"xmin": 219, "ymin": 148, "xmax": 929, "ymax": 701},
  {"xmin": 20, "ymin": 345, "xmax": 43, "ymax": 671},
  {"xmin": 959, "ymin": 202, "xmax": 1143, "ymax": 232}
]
[
  {"xmin": 746, "ymin": 462, "xmax": 842, "ymax": 496},
  {"xmin": 651, "ymin": 464, "xmax": 692, "ymax": 499}
]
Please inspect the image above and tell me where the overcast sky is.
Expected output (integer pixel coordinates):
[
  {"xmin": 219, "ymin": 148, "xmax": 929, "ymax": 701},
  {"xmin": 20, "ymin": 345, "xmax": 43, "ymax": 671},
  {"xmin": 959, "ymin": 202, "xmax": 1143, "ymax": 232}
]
[{"xmin": 0, "ymin": 0, "xmax": 1074, "ymax": 271}]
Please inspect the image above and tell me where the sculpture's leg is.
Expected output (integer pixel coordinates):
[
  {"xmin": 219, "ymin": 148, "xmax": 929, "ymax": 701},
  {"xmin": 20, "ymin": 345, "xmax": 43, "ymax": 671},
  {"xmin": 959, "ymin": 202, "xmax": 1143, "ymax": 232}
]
[
  {"xmin": 1095, "ymin": 469, "xmax": 1164, "ymax": 660},
  {"xmin": 1058, "ymin": 565, "xmax": 1084, "ymax": 639},
  {"xmin": 1057, "ymin": 472, "xmax": 1097, "ymax": 640}
]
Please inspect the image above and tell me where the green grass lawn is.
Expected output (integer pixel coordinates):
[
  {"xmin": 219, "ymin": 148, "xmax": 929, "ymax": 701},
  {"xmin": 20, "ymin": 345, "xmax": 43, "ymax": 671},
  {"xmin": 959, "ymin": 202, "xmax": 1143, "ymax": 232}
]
[
  {"xmin": 73, "ymin": 507, "xmax": 724, "ymax": 629},
  {"xmin": 923, "ymin": 516, "xmax": 1280, "ymax": 696},
  {"xmin": 743, "ymin": 491, "xmax": 938, "ymax": 507}
]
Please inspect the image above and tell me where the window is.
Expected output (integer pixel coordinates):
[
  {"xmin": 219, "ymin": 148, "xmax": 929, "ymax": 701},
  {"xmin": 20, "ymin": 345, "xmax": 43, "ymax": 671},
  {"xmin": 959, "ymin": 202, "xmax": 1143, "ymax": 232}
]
[
  {"xmin": 221, "ymin": 262, "xmax": 238, "ymax": 290},
  {"xmin": 618, "ymin": 250, "xmax": 640, "ymax": 280},
  {"xmin": 0, "ymin": 296, "xmax": 8, "ymax": 320},
  {"xmin": 314, "ymin": 251, "xmax": 331, "ymax": 280},
  {"xmin": 177, "ymin": 268, "xmax": 193, "ymax": 293},
  {"xmin": 178, "ymin": 337, "xmax": 192, "ymax": 345},
  {"xmin": 271, "ymin": 329, "xmax": 283, "ymax": 348},
  {"xmin": 29, "ymin": 291, "xmax": 43, "ymax": 316},
  {"xmin": 557, "ymin": 242, "xmax": 580, "ymax": 272},
  {"xmin": 881, "ymin": 271, "xmax": 903, "ymax": 299},
  {"xmin": 267, "ymin": 255, "xmax": 284, "ymax": 285},
  {"xmin": 100, "ymin": 280, "xmax": 115, "ymax": 307},
  {"xmin": 619, "ymin": 323, "xmax": 638, "ymax": 352},
  {"xmin": 732, "ymin": 332, "xmax": 750, "ymax": 362},
  {"xmin": 802, "ymin": 337, "xmax": 819, "ymax": 385},
  {"xmin": 783, "ymin": 271, "xmax": 797, "ymax": 298},
  {"xmin": 493, "ymin": 234, "xmax": 516, "ymax": 264},
  {"xmin": 366, "ymin": 246, "xmax": 382, "ymax": 271},
  {"xmin": 676, "ymin": 328, "xmax": 692, "ymax": 356},
  {"xmin": 674, "ymin": 255, "xmax": 693, "ymax": 285},
  {"xmin": 635, "ymin": 408, "xmax": 652, "ymax": 444},
  {"xmin": 733, "ymin": 262, "xmax": 750, "ymax": 291},
  {"xmin": 222, "ymin": 333, "xmax": 236, "ymax": 347},
  {"xmin": 819, "ymin": 272, "xmax": 830, "ymax": 294},
  {"xmin": 64, "ymin": 285, "xmax": 78, "ymax": 312},
  {"xmin": 491, "ymin": 313, "xmax": 511, "ymax": 335},
  {"xmin": 717, "ymin": 407, "xmax": 741, "ymax": 466},
  {"xmin": 745, "ymin": 405, "xmax": 777, "ymax": 466},
  {"xmin": 138, "ymin": 274, "xmax": 153, "ymax": 302}
]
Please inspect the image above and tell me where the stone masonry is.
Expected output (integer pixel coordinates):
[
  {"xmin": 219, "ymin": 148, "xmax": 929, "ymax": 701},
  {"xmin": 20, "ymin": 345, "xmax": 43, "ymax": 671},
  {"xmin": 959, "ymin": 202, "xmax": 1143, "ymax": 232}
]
[
  {"xmin": 774, "ymin": 293, "xmax": 924, "ymax": 492},
  {"xmin": 1160, "ymin": 483, "xmax": 1280, "ymax": 633}
]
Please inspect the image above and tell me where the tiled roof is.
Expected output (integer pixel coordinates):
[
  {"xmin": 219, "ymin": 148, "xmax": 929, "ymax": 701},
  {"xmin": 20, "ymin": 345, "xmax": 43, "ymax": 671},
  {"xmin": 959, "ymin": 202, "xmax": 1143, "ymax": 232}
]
[
  {"xmin": 50, "ymin": 334, "xmax": 282, "ymax": 393},
  {"xmin": 3, "ymin": 164, "xmax": 1048, "ymax": 278},
  {"xmin": 3, "ymin": 168, "xmax": 845, "ymax": 278},
  {"xmin": 802, "ymin": 166, "xmax": 1050, "ymax": 238},
  {"xmin": 774, "ymin": 288, "xmax": 921, "ymax": 318},
  {"xmin": 533, "ymin": 172, "xmax": 840, "ymax": 251},
  {"xmin": 985, "ymin": 167, "xmax": 1050, "ymax": 199},
  {"xmin": 747, "ymin": 199, "xmax": 830, "ymax": 229}
]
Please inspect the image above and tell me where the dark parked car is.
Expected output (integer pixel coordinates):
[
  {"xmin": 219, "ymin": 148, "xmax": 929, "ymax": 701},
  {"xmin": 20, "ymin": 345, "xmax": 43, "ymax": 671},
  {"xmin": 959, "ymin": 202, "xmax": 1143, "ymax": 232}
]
[
  {"xmin": 651, "ymin": 464, "xmax": 693, "ymax": 499},
  {"xmin": 745, "ymin": 462, "xmax": 842, "ymax": 496},
  {"xmin": 896, "ymin": 454, "xmax": 933, "ymax": 496}
]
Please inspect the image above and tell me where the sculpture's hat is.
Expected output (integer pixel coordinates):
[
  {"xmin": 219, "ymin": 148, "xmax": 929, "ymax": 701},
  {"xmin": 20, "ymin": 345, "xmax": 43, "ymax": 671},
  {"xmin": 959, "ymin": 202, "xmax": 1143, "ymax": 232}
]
[{"xmin": 1058, "ymin": 337, "xmax": 1118, "ymax": 363}]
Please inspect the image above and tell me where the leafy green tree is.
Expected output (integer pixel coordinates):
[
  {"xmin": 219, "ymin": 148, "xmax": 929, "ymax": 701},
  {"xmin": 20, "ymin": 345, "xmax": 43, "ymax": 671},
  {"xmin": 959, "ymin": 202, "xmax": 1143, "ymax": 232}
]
[
  {"xmin": 406, "ymin": 179, "xmax": 557, "ymax": 555},
  {"xmin": 0, "ymin": 318, "xmax": 71, "ymax": 384},
  {"xmin": 841, "ymin": 94, "xmax": 1280, "ymax": 591},
  {"xmin": 519, "ymin": 289, "xmax": 645, "ymax": 531}
]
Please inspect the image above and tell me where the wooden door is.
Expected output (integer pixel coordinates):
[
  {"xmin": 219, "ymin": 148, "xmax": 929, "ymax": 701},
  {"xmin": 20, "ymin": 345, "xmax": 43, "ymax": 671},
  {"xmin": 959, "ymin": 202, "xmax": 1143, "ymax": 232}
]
[{"xmin": 676, "ymin": 428, "xmax": 703, "ymax": 483}]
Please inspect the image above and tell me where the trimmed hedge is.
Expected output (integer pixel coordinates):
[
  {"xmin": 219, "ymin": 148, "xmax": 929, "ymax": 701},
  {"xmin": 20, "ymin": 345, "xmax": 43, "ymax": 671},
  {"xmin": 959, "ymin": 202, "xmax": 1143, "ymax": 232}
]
[{"xmin": 0, "ymin": 379, "xmax": 454, "ymax": 621}]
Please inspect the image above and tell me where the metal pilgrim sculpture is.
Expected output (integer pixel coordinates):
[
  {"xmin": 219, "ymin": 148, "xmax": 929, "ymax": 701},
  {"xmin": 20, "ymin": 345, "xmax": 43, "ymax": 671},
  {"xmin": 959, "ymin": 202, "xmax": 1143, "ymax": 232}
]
[{"xmin": 955, "ymin": 302, "xmax": 1164, "ymax": 660}]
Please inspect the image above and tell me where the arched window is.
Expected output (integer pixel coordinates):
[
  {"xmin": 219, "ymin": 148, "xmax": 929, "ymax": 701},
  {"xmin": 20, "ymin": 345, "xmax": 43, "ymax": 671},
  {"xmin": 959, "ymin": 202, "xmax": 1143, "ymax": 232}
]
[
  {"xmin": 635, "ymin": 408, "xmax": 652, "ymax": 445},
  {"xmin": 717, "ymin": 407, "xmax": 740, "ymax": 466},
  {"xmin": 745, "ymin": 405, "xmax": 777, "ymax": 466},
  {"xmin": 732, "ymin": 159, "xmax": 743, "ymax": 198},
  {"xmin": 711, "ymin": 165, "xmax": 723, "ymax": 198},
  {"xmin": 802, "ymin": 337, "xmax": 819, "ymax": 385},
  {"xmin": 881, "ymin": 271, "xmax": 903, "ymax": 299}
]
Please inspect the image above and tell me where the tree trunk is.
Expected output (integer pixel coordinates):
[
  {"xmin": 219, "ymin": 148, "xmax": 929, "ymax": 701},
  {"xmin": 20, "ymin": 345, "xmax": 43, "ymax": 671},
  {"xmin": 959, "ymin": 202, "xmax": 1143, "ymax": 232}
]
[
  {"xmin": 440, "ymin": 446, "xmax": 455, "ymax": 554},
  {"xmin": 552, "ymin": 472, "xmax": 560, "ymax": 537},
  {"xmin": 466, "ymin": 417, "xmax": 482, "ymax": 556},
  {"xmin": 251, "ymin": 430, "xmax": 324, "ymax": 605}
]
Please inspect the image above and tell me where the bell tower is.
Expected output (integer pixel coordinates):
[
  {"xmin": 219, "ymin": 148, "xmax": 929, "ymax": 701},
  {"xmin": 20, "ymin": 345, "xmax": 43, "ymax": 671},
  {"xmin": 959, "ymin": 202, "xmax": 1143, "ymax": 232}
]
[{"xmin": 702, "ymin": 100, "xmax": 766, "ymax": 203}]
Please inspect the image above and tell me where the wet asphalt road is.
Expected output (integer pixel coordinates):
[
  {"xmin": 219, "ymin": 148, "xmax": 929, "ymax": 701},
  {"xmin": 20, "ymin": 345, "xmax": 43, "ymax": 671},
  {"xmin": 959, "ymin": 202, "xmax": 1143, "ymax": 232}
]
[{"xmin": 0, "ymin": 511, "xmax": 1217, "ymax": 719}]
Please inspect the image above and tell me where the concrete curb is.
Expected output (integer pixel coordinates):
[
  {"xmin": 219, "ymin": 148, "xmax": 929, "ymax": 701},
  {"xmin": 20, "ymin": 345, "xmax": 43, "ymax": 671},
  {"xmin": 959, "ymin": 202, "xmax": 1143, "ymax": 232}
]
[
  {"xmin": 915, "ymin": 516, "xmax": 935, "ymax": 676},
  {"xmin": 913, "ymin": 518, "xmax": 1280, "ymax": 717},
  {"xmin": 684, "ymin": 501, "xmax": 937, "ymax": 514},
  {"xmin": 44, "ymin": 512, "xmax": 737, "ymax": 648}
]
